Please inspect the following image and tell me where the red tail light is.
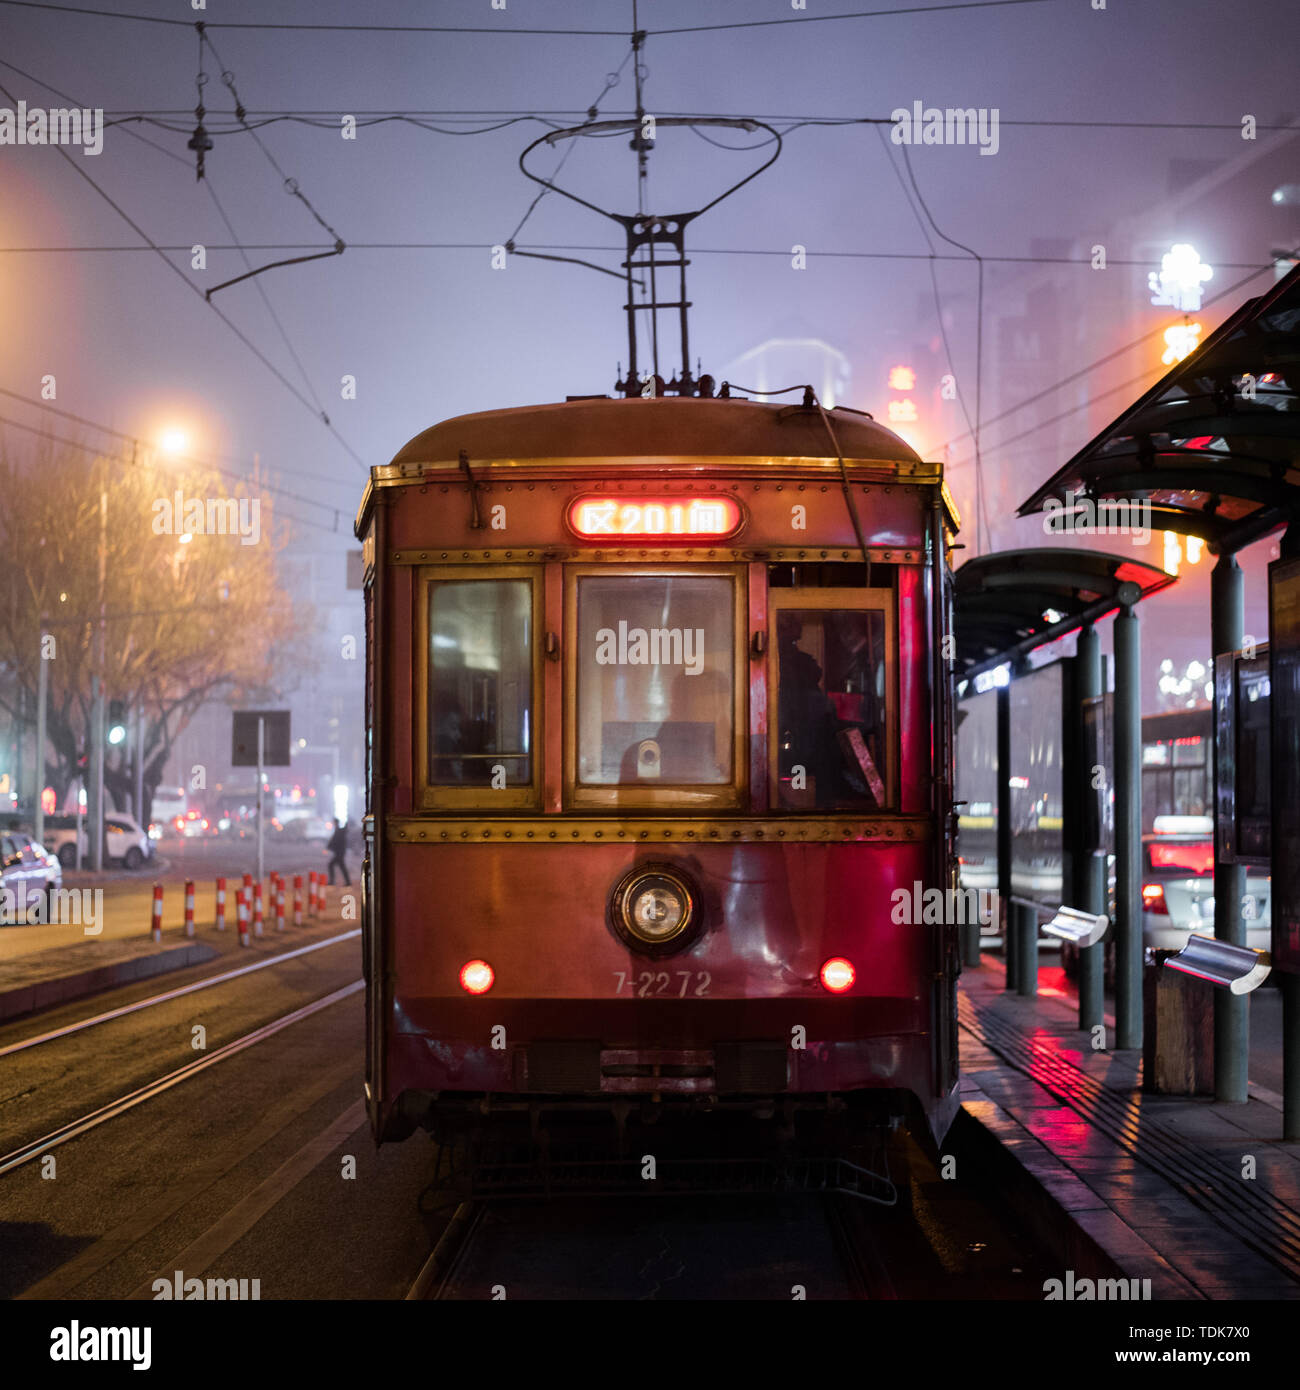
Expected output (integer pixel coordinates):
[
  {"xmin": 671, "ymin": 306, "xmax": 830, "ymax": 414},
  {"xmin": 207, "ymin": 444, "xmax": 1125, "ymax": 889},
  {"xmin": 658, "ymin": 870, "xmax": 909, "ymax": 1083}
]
[
  {"xmin": 459, "ymin": 959, "xmax": 495, "ymax": 995},
  {"xmin": 819, "ymin": 957, "xmax": 856, "ymax": 993},
  {"xmin": 1142, "ymin": 884, "xmax": 1170, "ymax": 916}
]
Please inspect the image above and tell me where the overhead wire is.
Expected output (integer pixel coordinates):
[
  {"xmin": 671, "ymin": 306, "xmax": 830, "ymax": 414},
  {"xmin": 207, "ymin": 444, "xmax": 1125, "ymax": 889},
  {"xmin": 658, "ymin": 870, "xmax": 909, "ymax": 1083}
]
[
  {"xmin": 0, "ymin": 385, "xmax": 351, "ymax": 521},
  {"xmin": 0, "ymin": 73, "xmax": 367, "ymax": 473},
  {"xmin": 872, "ymin": 125, "xmax": 987, "ymax": 551},
  {"xmin": 0, "ymin": 0, "xmax": 1068, "ymax": 33},
  {"xmin": 0, "ymin": 412, "xmax": 342, "ymax": 534},
  {"xmin": 895, "ymin": 140, "xmax": 990, "ymax": 550}
]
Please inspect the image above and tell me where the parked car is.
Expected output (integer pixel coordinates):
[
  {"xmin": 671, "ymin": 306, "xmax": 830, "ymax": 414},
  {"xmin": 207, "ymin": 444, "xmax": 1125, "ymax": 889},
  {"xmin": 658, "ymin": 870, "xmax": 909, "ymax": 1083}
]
[
  {"xmin": 1, "ymin": 831, "xmax": 61, "ymax": 921},
  {"xmin": 42, "ymin": 812, "xmax": 154, "ymax": 870},
  {"xmin": 275, "ymin": 815, "xmax": 334, "ymax": 843},
  {"xmin": 40, "ymin": 815, "xmax": 88, "ymax": 869},
  {"xmin": 1141, "ymin": 831, "xmax": 1270, "ymax": 953},
  {"xmin": 106, "ymin": 815, "xmax": 153, "ymax": 870}
]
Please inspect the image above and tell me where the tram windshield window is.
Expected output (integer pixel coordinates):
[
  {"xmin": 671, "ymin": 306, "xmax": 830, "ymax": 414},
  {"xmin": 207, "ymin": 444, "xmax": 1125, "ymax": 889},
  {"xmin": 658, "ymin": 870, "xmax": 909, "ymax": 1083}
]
[
  {"xmin": 775, "ymin": 608, "xmax": 888, "ymax": 810},
  {"xmin": 576, "ymin": 574, "xmax": 734, "ymax": 786},
  {"xmin": 427, "ymin": 579, "xmax": 532, "ymax": 786}
]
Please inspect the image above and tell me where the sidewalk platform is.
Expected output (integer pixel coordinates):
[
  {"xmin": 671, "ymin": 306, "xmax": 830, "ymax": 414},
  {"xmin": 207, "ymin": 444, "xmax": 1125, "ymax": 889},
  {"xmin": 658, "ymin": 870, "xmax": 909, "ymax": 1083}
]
[
  {"xmin": 958, "ymin": 958, "xmax": 1300, "ymax": 1300},
  {"xmin": 0, "ymin": 905, "xmax": 355, "ymax": 1024},
  {"xmin": 0, "ymin": 937, "xmax": 219, "ymax": 1022}
]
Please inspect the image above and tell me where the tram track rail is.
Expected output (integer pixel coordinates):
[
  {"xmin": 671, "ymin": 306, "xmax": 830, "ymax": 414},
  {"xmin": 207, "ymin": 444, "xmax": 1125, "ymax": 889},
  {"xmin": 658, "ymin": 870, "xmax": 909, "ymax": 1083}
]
[
  {"xmin": 406, "ymin": 1191, "xmax": 899, "ymax": 1300},
  {"xmin": 0, "ymin": 929, "xmax": 361, "ymax": 1060},
  {"xmin": 0, "ymin": 980, "xmax": 362, "ymax": 1178}
]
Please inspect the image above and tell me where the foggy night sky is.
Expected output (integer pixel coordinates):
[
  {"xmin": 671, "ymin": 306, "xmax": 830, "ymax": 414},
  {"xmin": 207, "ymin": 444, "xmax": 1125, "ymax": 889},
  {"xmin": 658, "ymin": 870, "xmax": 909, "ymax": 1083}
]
[{"xmin": 1, "ymin": 0, "xmax": 1297, "ymax": 697}]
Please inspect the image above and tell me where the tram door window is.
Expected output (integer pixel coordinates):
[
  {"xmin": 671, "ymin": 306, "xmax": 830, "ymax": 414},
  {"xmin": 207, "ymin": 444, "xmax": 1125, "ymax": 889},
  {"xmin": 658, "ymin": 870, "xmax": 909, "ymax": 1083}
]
[
  {"xmin": 426, "ymin": 578, "xmax": 533, "ymax": 787},
  {"xmin": 574, "ymin": 573, "xmax": 735, "ymax": 789},
  {"xmin": 771, "ymin": 600, "xmax": 890, "ymax": 811}
]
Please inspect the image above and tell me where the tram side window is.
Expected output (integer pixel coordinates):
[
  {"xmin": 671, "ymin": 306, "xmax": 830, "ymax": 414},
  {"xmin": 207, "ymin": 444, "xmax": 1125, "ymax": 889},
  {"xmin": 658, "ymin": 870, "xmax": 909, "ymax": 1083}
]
[
  {"xmin": 428, "ymin": 579, "xmax": 532, "ymax": 786},
  {"xmin": 576, "ymin": 575, "xmax": 734, "ymax": 786},
  {"xmin": 775, "ymin": 608, "xmax": 888, "ymax": 810}
]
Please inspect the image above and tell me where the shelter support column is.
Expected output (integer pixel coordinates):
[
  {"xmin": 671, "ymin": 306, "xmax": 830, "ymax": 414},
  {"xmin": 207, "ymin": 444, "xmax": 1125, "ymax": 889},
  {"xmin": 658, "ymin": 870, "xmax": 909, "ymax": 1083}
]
[
  {"xmin": 1114, "ymin": 599, "xmax": 1142, "ymax": 1050},
  {"xmin": 1075, "ymin": 623, "xmax": 1105, "ymax": 1032},
  {"xmin": 1279, "ymin": 526, "xmax": 1300, "ymax": 1140},
  {"xmin": 997, "ymin": 680, "xmax": 1014, "ymax": 992},
  {"xmin": 1212, "ymin": 552, "xmax": 1248, "ymax": 1103}
]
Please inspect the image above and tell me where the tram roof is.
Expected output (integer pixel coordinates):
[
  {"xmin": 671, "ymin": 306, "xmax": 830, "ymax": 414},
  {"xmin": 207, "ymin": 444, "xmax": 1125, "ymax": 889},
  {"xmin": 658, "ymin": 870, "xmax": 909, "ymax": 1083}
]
[{"xmin": 357, "ymin": 395, "xmax": 936, "ymax": 532}]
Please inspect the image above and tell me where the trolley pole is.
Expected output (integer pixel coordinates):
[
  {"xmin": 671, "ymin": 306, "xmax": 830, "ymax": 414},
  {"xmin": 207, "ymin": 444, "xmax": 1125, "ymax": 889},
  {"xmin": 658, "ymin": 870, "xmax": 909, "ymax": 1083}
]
[
  {"xmin": 1212, "ymin": 552, "xmax": 1248, "ymax": 1103},
  {"xmin": 1113, "ymin": 599, "xmax": 1142, "ymax": 1051},
  {"xmin": 1075, "ymin": 623, "xmax": 1105, "ymax": 1033}
]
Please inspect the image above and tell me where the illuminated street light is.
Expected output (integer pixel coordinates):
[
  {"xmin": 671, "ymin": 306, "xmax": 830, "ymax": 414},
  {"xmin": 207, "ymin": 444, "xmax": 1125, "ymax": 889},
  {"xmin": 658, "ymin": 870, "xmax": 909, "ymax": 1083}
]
[{"xmin": 159, "ymin": 428, "xmax": 189, "ymax": 457}]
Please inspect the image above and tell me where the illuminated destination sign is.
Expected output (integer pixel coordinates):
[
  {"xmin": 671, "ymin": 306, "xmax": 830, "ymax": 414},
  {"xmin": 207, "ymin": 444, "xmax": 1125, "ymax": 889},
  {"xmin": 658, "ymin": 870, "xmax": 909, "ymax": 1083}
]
[{"xmin": 567, "ymin": 495, "xmax": 743, "ymax": 540}]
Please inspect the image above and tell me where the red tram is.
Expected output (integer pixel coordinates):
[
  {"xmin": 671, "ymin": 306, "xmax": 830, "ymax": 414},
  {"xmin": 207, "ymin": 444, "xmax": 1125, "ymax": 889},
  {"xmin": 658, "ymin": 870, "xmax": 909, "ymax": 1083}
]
[{"xmin": 357, "ymin": 388, "xmax": 961, "ymax": 1182}]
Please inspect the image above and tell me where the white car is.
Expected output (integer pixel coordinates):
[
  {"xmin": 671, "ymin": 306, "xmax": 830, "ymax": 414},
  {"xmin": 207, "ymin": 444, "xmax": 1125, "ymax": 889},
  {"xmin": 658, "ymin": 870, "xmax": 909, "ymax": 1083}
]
[
  {"xmin": 43, "ymin": 813, "xmax": 153, "ymax": 870},
  {"xmin": 1142, "ymin": 832, "xmax": 1270, "ymax": 953}
]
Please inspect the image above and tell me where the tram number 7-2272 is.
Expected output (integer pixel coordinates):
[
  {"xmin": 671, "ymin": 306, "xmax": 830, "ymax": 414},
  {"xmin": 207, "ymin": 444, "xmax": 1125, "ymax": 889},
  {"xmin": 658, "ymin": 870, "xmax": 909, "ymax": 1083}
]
[{"xmin": 613, "ymin": 970, "xmax": 712, "ymax": 997}]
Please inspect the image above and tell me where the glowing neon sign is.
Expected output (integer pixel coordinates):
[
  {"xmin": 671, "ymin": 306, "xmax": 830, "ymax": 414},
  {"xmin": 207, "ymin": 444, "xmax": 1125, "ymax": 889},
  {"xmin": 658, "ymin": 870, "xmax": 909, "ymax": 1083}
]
[
  {"xmin": 567, "ymin": 495, "xmax": 743, "ymax": 540},
  {"xmin": 888, "ymin": 365, "xmax": 917, "ymax": 391},
  {"xmin": 1161, "ymin": 322, "xmax": 1202, "ymax": 366},
  {"xmin": 1149, "ymin": 244, "xmax": 1213, "ymax": 313}
]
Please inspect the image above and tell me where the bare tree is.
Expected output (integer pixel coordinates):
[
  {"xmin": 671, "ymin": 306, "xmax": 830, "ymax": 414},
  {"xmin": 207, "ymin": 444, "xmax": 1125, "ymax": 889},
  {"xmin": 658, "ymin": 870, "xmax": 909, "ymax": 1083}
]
[{"xmin": 0, "ymin": 440, "xmax": 312, "ymax": 824}]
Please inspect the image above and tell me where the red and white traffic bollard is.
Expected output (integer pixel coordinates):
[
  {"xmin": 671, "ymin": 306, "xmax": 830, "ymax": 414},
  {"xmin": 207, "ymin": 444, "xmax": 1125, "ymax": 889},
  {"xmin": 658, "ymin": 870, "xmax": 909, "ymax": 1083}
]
[
  {"xmin": 215, "ymin": 877, "xmax": 226, "ymax": 932},
  {"xmin": 237, "ymin": 891, "xmax": 249, "ymax": 947},
  {"xmin": 293, "ymin": 874, "xmax": 304, "ymax": 926},
  {"xmin": 150, "ymin": 883, "xmax": 163, "ymax": 942},
  {"xmin": 253, "ymin": 880, "xmax": 264, "ymax": 937},
  {"xmin": 309, "ymin": 872, "xmax": 319, "ymax": 917},
  {"xmin": 184, "ymin": 879, "xmax": 195, "ymax": 938},
  {"xmin": 275, "ymin": 875, "xmax": 286, "ymax": 932}
]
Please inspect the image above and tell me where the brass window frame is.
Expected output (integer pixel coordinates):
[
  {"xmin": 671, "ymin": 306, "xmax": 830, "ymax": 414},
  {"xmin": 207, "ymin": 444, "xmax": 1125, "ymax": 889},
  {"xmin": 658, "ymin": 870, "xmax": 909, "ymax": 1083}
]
[
  {"xmin": 564, "ymin": 563, "xmax": 748, "ymax": 811},
  {"xmin": 415, "ymin": 564, "xmax": 544, "ymax": 811},
  {"xmin": 767, "ymin": 586, "xmax": 898, "ymax": 812}
]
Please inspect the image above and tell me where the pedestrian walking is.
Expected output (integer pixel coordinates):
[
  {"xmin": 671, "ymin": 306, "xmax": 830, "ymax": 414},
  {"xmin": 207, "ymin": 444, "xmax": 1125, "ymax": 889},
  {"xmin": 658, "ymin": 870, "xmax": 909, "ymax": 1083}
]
[{"xmin": 326, "ymin": 817, "xmax": 351, "ymax": 887}]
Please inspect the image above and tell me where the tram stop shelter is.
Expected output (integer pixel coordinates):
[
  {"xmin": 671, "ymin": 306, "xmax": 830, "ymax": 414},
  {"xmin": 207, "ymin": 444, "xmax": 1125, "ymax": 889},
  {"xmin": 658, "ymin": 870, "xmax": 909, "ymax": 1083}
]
[
  {"xmin": 1017, "ymin": 260, "xmax": 1300, "ymax": 1135},
  {"xmin": 953, "ymin": 547, "xmax": 1174, "ymax": 1045}
]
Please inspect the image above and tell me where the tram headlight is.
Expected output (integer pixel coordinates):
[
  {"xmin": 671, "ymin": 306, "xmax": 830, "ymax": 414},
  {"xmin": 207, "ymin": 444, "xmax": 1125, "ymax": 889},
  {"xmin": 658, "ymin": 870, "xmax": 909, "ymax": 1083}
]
[{"xmin": 610, "ymin": 864, "xmax": 699, "ymax": 955}]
